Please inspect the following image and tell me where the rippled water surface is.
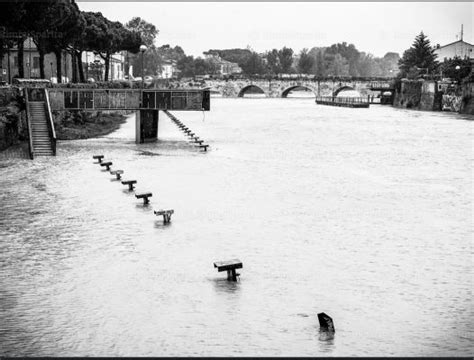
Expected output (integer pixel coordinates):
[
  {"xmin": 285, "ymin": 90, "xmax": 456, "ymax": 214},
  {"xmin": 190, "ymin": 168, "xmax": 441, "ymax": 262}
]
[{"xmin": 1, "ymin": 98, "xmax": 472, "ymax": 356}]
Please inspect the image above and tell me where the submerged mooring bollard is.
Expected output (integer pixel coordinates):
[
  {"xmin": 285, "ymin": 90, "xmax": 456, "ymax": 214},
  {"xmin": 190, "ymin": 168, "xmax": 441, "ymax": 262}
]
[
  {"xmin": 110, "ymin": 170, "xmax": 124, "ymax": 180},
  {"xmin": 317, "ymin": 312, "xmax": 335, "ymax": 332},
  {"xmin": 100, "ymin": 161, "xmax": 112, "ymax": 171},
  {"xmin": 154, "ymin": 209, "xmax": 174, "ymax": 223},
  {"xmin": 135, "ymin": 192, "xmax": 152, "ymax": 205},
  {"xmin": 121, "ymin": 179, "xmax": 137, "ymax": 191},
  {"xmin": 93, "ymin": 155, "xmax": 104, "ymax": 163},
  {"xmin": 214, "ymin": 259, "xmax": 242, "ymax": 281}
]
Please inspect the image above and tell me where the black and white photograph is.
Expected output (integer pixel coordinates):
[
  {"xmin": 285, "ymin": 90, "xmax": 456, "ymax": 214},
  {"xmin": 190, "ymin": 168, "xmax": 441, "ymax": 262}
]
[{"xmin": 0, "ymin": 0, "xmax": 473, "ymax": 357}]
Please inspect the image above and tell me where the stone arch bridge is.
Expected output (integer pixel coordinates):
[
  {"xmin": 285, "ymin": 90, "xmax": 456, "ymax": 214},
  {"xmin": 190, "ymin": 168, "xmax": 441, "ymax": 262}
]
[{"xmin": 199, "ymin": 78, "xmax": 394, "ymax": 98}]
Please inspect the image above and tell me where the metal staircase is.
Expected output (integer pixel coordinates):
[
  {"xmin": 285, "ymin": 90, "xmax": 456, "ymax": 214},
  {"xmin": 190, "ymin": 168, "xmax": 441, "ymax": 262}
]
[{"xmin": 25, "ymin": 89, "xmax": 56, "ymax": 158}]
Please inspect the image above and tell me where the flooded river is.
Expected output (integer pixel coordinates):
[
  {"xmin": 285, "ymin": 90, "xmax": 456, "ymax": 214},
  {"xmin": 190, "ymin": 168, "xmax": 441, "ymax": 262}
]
[{"xmin": 0, "ymin": 98, "xmax": 472, "ymax": 356}]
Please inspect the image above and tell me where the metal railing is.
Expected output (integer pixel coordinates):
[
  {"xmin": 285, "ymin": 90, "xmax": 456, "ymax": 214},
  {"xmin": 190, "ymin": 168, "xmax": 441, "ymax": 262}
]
[
  {"xmin": 24, "ymin": 89, "xmax": 34, "ymax": 159},
  {"xmin": 315, "ymin": 96, "xmax": 370, "ymax": 105},
  {"xmin": 44, "ymin": 88, "xmax": 56, "ymax": 155},
  {"xmin": 47, "ymin": 89, "xmax": 210, "ymax": 111}
]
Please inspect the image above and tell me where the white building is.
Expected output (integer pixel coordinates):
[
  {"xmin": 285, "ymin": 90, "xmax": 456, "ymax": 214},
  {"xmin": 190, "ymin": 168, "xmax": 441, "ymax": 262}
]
[
  {"xmin": 81, "ymin": 51, "xmax": 125, "ymax": 81},
  {"xmin": 160, "ymin": 61, "xmax": 176, "ymax": 79},
  {"xmin": 434, "ymin": 40, "xmax": 474, "ymax": 61}
]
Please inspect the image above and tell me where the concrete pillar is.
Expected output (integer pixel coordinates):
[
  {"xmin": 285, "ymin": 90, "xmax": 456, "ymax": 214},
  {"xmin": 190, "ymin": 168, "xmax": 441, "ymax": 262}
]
[{"xmin": 135, "ymin": 109, "xmax": 159, "ymax": 144}]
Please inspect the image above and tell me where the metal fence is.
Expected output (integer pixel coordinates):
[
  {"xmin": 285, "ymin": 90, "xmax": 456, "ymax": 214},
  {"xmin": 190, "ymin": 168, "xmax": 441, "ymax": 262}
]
[
  {"xmin": 315, "ymin": 96, "xmax": 370, "ymax": 105},
  {"xmin": 47, "ymin": 89, "xmax": 210, "ymax": 111}
]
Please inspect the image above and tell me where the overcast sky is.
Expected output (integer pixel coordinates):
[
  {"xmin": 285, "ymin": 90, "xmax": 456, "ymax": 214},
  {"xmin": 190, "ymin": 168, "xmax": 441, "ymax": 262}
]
[{"xmin": 78, "ymin": 2, "xmax": 472, "ymax": 58}]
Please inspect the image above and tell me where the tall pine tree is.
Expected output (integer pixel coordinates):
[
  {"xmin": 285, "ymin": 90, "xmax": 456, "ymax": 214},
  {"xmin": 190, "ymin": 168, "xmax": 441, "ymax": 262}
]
[{"xmin": 398, "ymin": 31, "xmax": 438, "ymax": 78}]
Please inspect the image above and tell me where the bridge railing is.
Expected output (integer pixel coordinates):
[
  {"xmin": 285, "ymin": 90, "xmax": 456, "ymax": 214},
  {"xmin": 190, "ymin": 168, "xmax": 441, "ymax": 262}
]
[
  {"xmin": 369, "ymin": 82, "xmax": 394, "ymax": 89},
  {"xmin": 315, "ymin": 96, "xmax": 370, "ymax": 105},
  {"xmin": 47, "ymin": 89, "xmax": 210, "ymax": 111}
]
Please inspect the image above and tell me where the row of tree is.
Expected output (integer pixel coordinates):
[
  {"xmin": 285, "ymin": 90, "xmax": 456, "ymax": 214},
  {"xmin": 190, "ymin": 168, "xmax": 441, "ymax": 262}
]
[
  {"xmin": 1, "ymin": 2, "xmax": 471, "ymax": 83},
  {"xmin": 199, "ymin": 44, "xmax": 400, "ymax": 78},
  {"xmin": 0, "ymin": 0, "xmax": 142, "ymax": 83}
]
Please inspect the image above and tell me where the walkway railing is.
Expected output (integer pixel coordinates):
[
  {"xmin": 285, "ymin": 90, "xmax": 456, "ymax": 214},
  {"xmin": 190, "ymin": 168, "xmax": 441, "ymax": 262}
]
[
  {"xmin": 315, "ymin": 96, "xmax": 370, "ymax": 108},
  {"xmin": 47, "ymin": 89, "xmax": 210, "ymax": 111}
]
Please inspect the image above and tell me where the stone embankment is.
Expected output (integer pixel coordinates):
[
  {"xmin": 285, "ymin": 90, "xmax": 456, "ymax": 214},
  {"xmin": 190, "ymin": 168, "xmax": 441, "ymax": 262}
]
[{"xmin": 393, "ymin": 79, "xmax": 474, "ymax": 115}]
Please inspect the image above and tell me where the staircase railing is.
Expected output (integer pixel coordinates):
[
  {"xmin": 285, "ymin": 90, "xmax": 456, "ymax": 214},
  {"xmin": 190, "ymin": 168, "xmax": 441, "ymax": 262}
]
[
  {"xmin": 44, "ymin": 89, "xmax": 57, "ymax": 155},
  {"xmin": 24, "ymin": 89, "xmax": 34, "ymax": 159}
]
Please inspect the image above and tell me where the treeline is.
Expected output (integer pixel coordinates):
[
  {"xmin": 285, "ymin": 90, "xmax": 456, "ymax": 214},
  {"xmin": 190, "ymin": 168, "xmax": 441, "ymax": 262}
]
[
  {"xmin": 203, "ymin": 44, "xmax": 400, "ymax": 78},
  {"xmin": 0, "ymin": 0, "xmax": 143, "ymax": 83}
]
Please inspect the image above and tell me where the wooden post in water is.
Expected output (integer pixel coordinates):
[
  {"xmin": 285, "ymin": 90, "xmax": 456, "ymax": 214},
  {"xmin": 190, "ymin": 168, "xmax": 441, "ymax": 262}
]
[{"xmin": 317, "ymin": 312, "xmax": 335, "ymax": 332}]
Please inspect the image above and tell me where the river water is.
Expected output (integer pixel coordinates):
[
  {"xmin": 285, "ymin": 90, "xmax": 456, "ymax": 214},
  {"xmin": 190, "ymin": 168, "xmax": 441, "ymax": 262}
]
[{"xmin": 0, "ymin": 98, "xmax": 472, "ymax": 356}]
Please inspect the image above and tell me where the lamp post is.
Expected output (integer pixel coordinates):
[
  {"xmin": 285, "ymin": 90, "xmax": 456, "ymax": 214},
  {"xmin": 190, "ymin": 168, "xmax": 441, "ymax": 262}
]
[
  {"xmin": 455, "ymin": 65, "xmax": 461, "ymax": 84},
  {"xmin": 139, "ymin": 44, "xmax": 147, "ymax": 89}
]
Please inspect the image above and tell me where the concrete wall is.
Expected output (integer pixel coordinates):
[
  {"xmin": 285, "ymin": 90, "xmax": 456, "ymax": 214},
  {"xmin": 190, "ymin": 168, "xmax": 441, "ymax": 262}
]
[
  {"xmin": 393, "ymin": 80, "xmax": 442, "ymax": 111},
  {"xmin": 460, "ymin": 81, "xmax": 474, "ymax": 115}
]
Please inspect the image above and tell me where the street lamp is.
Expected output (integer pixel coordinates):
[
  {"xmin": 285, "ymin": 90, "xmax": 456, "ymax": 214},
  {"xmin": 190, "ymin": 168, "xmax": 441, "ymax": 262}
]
[
  {"xmin": 455, "ymin": 65, "xmax": 461, "ymax": 84},
  {"xmin": 139, "ymin": 44, "xmax": 147, "ymax": 89}
]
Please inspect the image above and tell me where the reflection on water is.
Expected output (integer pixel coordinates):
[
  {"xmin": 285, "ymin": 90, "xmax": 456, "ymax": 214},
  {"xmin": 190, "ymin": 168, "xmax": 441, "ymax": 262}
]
[
  {"xmin": 211, "ymin": 278, "xmax": 242, "ymax": 295},
  {"xmin": 0, "ymin": 98, "xmax": 472, "ymax": 356}
]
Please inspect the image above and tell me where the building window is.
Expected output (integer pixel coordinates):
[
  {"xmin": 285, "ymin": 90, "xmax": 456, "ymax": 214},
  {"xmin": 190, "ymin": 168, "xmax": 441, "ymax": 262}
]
[{"xmin": 33, "ymin": 57, "xmax": 40, "ymax": 69}]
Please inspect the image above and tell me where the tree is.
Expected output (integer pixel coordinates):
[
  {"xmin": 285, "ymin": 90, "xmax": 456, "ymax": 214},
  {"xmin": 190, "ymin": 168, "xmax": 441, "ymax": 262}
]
[
  {"xmin": 378, "ymin": 52, "xmax": 400, "ymax": 77},
  {"xmin": 42, "ymin": 1, "xmax": 84, "ymax": 83},
  {"xmin": 177, "ymin": 55, "xmax": 195, "ymax": 78},
  {"xmin": 326, "ymin": 42, "xmax": 360, "ymax": 76},
  {"xmin": 241, "ymin": 52, "xmax": 266, "ymax": 76},
  {"xmin": 265, "ymin": 49, "xmax": 280, "ymax": 74},
  {"xmin": 203, "ymin": 48, "xmax": 252, "ymax": 69},
  {"xmin": 327, "ymin": 53, "xmax": 349, "ymax": 76},
  {"xmin": 297, "ymin": 48, "xmax": 314, "ymax": 74},
  {"xmin": 0, "ymin": 1, "xmax": 25, "ymax": 78},
  {"xmin": 398, "ymin": 31, "xmax": 438, "ymax": 78},
  {"xmin": 125, "ymin": 17, "xmax": 158, "ymax": 48},
  {"xmin": 125, "ymin": 17, "xmax": 158, "ymax": 77},
  {"xmin": 0, "ymin": 1, "xmax": 28, "ymax": 78},
  {"xmin": 439, "ymin": 57, "xmax": 472, "ymax": 82},
  {"xmin": 357, "ymin": 52, "xmax": 382, "ymax": 77},
  {"xmin": 26, "ymin": 1, "xmax": 86, "ymax": 81},
  {"xmin": 83, "ymin": 12, "xmax": 141, "ymax": 81},
  {"xmin": 278, "ymin": 47, "xmax": 294, "ymax": 73},
  {"xmin": 158, "ymin": 45, "xmax": 185, "ymax": 62}
]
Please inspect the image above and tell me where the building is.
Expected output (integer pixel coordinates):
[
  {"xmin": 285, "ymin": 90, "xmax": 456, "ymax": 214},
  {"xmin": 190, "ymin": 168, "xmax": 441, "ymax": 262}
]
[
  {"xmin": 81, "ymin": 51, "xmax": 125, "ymax": 81},
  {"xmin": 0, "ymin": 37, "xmax": 72, "ymax": 83},
  {"xmin": 204, "ymin": 54, "xmax": 242, "ymax": 75},
  {"xmin": 0, "ymin": 36, "xmax": 126, "ymax": 84},
  {"xmin": 159, "ymin": 60, "xmax": 177, "ymax": 79},
  {"xmin": 434, "ymin": 40, "xmax": 474, "ymax": 61}
]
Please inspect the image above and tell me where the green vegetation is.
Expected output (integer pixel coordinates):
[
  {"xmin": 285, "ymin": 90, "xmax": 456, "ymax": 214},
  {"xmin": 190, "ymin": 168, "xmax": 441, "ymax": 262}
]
[
  {"xmin": 54, "ymin": 111, "xmax": 128, "ymax": 140},
  {"xmin": 398, "ymin": 32, "xmax": 438, "ymax": 78}
]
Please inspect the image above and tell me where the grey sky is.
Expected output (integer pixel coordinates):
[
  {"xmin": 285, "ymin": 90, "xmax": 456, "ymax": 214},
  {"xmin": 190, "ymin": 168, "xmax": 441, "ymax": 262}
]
[{"xmin": 78, "ymin": 2, "xmax": 472, "ymax": 58}]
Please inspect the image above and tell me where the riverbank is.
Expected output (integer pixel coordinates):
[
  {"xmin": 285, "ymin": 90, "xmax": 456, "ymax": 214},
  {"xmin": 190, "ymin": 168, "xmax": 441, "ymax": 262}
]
[{"xmin": 54, "ymin": 111, "xmax": 128, "ymax": 140}]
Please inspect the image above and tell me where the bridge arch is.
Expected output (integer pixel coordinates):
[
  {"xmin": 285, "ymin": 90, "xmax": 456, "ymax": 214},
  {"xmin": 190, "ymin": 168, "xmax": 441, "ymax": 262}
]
[
  {"xmin": 333, "ymin": 86, "xmax": 355, "ymax": 96},
  {"xmin": 281, "ymin": 85, "xmax": 316, "ymax": 98},
  {"xmin": 238, "ymin": 85, "xmax": 267, "ymax": 97}
]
